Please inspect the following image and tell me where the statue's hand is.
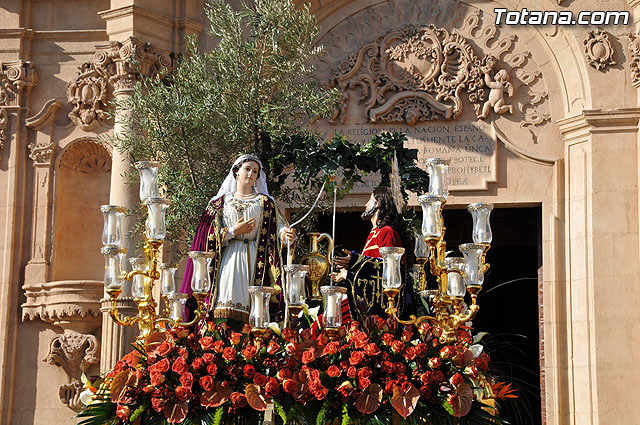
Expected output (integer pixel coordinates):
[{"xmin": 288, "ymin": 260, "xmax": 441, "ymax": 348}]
[
  {"xmin": 333, "ymin": 249, "xmax": 351, "ymax": 269},
  {"xmin": 234, "ymin": 217, "xmax": 255, "ymax": 235},
  {"xmin": 330, "ymin": 269, "xmax": 347, "ymax": 282}
]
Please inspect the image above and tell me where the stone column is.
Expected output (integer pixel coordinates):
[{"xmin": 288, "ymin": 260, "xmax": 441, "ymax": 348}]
[
  {"xmin": 91, "ymin": 39, "xmax": 173, "ymax": 372},
  {"xmin": 558, "ymin": 109, "xmax": 640, "ymax": 425}
]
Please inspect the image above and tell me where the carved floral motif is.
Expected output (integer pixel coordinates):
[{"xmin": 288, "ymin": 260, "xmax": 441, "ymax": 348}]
[
  {"xmin": 583, "ymin": 30, "xmax": 616, "ymax": 70},
  {"xmin": 67, "ymin": 37, "xmax": 174, "ymax": 130},
  {"xmin": 628, "ymin": 32, "xmax": 640, "ymax": 88},
  {"xmin": 44, "ymin": 330, "xmax": 100, "ymax": 411}
]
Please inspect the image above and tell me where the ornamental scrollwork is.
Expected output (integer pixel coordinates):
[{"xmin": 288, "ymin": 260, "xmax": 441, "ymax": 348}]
[
  {"xmin": 0, "ymin": 60, "xmax": 38, "ymax": 107},
  {"xmin": 66, "ymin": 37, "xmax": 174, "ymax": 130},
  {"xmin": 628, "ymin": 32, "xmax": 640, "ymax": 88},
  {"xmin": 329, "ymin": 24, "xmax": 514, "ymax": 124},
  {"xmin": 43, "ymin": 330, "xmax": 100, "ymax": 411},
  {"xmin": 28, "ymin": 140, "xmax": 56, "ymax": 166},
  {"xmin": 0, "ymin": 108, "xmax": 7, "ymax": 152},
  {"xmin": 583, "ymin": 30, "xmax": 616, "ymax": 71}
]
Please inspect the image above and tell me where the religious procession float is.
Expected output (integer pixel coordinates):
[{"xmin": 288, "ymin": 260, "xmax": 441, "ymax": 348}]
[{"xmin": 78, "ymin": 158, "xmax": 517, "ymax": 425}]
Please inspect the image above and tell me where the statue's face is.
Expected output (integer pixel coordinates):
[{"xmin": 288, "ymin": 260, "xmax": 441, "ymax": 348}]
[
  {"xmin": 236, "ymin": 160, "xmax": 260, "ymax": 187},
  {"xmin": 361, "ymin": 193, "xmax": 378, "ymax": 221}
]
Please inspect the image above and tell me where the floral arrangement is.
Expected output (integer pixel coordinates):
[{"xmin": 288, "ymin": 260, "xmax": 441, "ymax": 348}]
[{"xmin": 78, "ymin": 317, "xmax": 515, "ymax": 425}]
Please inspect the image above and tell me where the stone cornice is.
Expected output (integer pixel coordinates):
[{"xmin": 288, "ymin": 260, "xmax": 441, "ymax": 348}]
[
  {"xmin": 557, "ymin": 108, "xmax": 640, "ymax": 137},
  {"xmin": 98, "ymin": 5, "xmax": 204, "ymax": 34}
]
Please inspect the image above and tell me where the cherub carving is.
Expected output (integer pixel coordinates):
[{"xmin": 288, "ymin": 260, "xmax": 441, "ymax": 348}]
[{"xmin": 478, "ymin": 69, "xmax": 513, "ymax": 119}]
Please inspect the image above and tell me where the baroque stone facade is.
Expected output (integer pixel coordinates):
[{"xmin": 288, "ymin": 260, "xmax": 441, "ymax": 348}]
[{"xmin": 0, "ymin": 1, "xmax": 639, "ymax": 425}]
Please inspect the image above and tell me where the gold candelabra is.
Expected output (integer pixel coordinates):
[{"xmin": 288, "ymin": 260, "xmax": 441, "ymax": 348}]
[
  {"xmin": 101, "ymin": 162, "xmax": 210, "ymax": 342},
  {"xmin": 381, "ymin": 158, "xmax": 494, "ymax": 344}
]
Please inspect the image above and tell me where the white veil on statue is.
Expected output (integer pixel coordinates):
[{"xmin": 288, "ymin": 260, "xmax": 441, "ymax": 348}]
[{"xmin": 211, "ymin": 154, "xmax": 269, "ymax": 202}]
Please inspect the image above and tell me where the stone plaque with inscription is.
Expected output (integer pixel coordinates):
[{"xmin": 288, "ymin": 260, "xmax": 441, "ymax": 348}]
[{"xmin": 326, "ymin": 121, "xmax": 497, "ymax": 192}]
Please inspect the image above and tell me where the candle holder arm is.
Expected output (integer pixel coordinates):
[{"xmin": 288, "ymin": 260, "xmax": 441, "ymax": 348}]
[{"xmin": 108, "ymin": 297, "xmax": 141, "ymax": 327}]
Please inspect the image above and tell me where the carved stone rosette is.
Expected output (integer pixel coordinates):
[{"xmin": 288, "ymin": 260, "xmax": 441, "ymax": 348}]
[
  {"xmin": 44, "ymin": 330, "xmax": 100, "ymax": 411},
  {"xmin": 67, "ymin": 37, "xmax": 174, "ymax": 130},
  {"xmin": 583, "ymin": 30, "xmax": 616, "ymax": 71},
  {"xmin": 329, "ymin": 24, "xmax": 507, "ymax": 124}
]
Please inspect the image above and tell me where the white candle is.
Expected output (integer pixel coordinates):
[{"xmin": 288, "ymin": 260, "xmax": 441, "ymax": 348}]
[
  {"xmin": 107, "ymin": 213, "xmax": 117, "ymax": 244},
  {"xmin": 254, "ymin": 293, "xmax": 264, "ymax": 326},
  {"xmin": 289, "ymin": 275, "xmax": 299, "ymax": 304},
  {"xmin": 326, "ymin": 294, "xmax": 337, "ymax": 323}
]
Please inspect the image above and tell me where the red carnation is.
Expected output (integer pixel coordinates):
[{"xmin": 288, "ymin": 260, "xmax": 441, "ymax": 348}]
[
  {"xmin": 222, "ymin": 347, "xmax": 237, "ymax": 362},
  {"xmin": 326, "ymin": 365, "xmax": 341, "ymax": 378},
  {"xmin": 199, "ymin": 375, "xmax": 214, "ymax": 392},
  {"xmin": 172, "ymin": 357, "xmax": 189, "ymax": 375}
]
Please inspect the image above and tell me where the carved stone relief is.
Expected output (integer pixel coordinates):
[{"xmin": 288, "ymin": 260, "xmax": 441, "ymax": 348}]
[
  {"xmin": 67, "ymin": 37, "xmax": 174, "ymax": 130},
  {"xmin": 0, "ymin": 60, "xmax": 37, "ymax": 158},
  {"xmin": 318, "ymin": 3, "xmax": 550, "ymax": 130},
  {"xmin": 58, "ymin": 139, "xmax": 112, "ymax": 174},
  {"xmin": 28, "ymin": 140, "xmax": 56, "ymax": 166},
  {"xmin": 44, "ymin": 330, "xmax": 100, "ymax": 411},
  {"xmin": 628, "ymin": 32, "xmax": 640, "ymax": 88},
  {"xmin": 583, "ymin": 30, "xmax": 616, "ymax": 70}
]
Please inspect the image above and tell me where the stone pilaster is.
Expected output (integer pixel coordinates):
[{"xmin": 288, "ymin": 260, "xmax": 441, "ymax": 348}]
[
  {"xmin": 558, "ymin": 108, "xmax": 640, "ymax": 425},
  {"xmin": 0, "ymin": 60, "xmax": 36, "ymax": 425}
]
